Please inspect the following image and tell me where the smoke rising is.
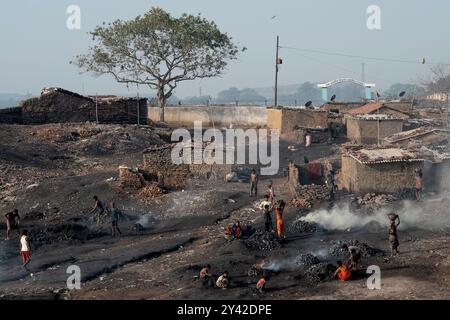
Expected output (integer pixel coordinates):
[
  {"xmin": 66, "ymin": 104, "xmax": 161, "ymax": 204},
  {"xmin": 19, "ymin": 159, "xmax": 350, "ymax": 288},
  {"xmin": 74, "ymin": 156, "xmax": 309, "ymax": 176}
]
[
  {"xmin": 300, "ymin": 196, "xmax": 450, "ymax": 231},
  {"xmin": 136, "ymin": 213, "xmax": 156, "ymax": 227}
]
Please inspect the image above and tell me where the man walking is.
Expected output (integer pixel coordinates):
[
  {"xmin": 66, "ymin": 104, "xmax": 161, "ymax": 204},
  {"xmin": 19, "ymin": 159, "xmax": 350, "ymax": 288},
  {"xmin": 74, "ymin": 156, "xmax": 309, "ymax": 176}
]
[
  {"xmin": 5, "ymin": 209, "xmax": 20, "ymax": 240},
  {"xmin": 89, "ymin": 196, "xmax": 105, "ymax": 224},
  {"xmin": 250, "ymin": 169, "xmax": 258, "ymax": 197}
]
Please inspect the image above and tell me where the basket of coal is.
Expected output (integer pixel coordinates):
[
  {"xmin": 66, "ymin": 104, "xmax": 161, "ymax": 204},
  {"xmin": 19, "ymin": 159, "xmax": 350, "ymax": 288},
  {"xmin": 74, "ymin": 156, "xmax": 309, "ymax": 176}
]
[
  {"xmin": 247, "ymin": 263, "xmax": 275, "ymax": 278},
  {"xmin": 387, "ymin": 213, "xmax": 399, "ymax": 222},
  {"xmin": 243, "ymin": 231, "xmax": 281, "ymax": 251}
]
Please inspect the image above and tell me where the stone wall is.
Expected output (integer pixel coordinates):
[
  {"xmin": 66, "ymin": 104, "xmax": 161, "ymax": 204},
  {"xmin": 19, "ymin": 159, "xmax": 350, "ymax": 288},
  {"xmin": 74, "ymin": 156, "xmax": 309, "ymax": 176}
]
[
  {"xmin": 142, "ymin": 144, "xmax": 235, "ymax": 189},
  {"xmin": 20, "ymin": 89, "xmax": 147, "ymax": 125},
  {"xmin": 267, "ymin": 107, "xmax": 328, "ymax": 134},
  {"xmin": 148, "ymin": 105, "xmax": 267, "ymax": 127},
  {"xmin": 346, "ymin": 117, "xmax": 404, "ymax": 144},
  {"xmin": 341, "ymin": 154, "xmax": 423, "ymax": 194},
  {"xmin": 0, "ymin": 107, "xmax": 22, "ymax": 124},
  {"xmin": 142, "ymin": 145, "xmax": 190, "ymax": 189}
]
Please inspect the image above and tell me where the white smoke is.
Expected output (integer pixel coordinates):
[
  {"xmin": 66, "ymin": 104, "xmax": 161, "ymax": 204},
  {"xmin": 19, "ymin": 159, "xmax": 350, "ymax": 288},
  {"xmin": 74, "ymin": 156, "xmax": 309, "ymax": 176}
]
[
  {"xmin": 264, "ymin": 259, "xmax": 297, "ymax": 272},
  {"xmin": 136, "ymin": 213, "xmax": 156, "ymax": 227},
  {"xmin": 300, "ymin": 196, "xmax": 450, "ymax": 231}
]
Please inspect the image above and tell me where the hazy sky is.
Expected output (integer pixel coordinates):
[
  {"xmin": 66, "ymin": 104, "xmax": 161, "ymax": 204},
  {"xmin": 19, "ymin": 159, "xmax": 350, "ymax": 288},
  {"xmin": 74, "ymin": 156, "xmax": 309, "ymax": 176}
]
[{"xmin": 1, "ymin": 0, "xmax": 449, "ymax": 97}]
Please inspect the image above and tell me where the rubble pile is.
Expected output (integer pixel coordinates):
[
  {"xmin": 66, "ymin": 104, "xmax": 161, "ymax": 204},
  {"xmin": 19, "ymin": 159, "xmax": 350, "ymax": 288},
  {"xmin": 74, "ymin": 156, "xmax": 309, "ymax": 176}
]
[
  {"xmin": 356, "ymin": 193, "xmax": 397, "ymax": 206},
  {"xmin": 243, "ymin": 231, "xmax": 281, "ymax": 251},
  {"xmin": 139, "ymin": 183, "xmax": 166, "ymax": 199},
  {"xmin": 119, "ymin": 166, "xmax": 145, "ymax": 189},
  {"xmin": 355, "ymin": 189, "xmax": 415, "ymax": 208},
  {"xmin": 329, "ymin": 240, "xmax": 385, "ymax": 258},
  {"xmin": 302, "ymin": 262, "xmax": 335, "ymax": 284},
  {"xmin": 289, "ymin": 219, "xmax": 321, "ymax": 233},
  {"xmin": 288, "ymin": 198, "xmax": 312, "ymax": 209},
  {"xmin": 294, "ymin": 253, "xmax": 320, "ymax": 267},
  {"xmin": 290, "ymin": 185, "xmax": 329, "ymax": 208}
]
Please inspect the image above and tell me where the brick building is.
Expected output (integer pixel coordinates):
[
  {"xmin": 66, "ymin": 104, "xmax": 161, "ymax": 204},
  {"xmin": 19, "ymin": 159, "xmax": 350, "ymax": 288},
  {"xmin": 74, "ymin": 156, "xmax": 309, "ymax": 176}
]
[
  {"xmin": 341, "ymin": 147, "xmax": 424, "ymax": 194},
  {"xmin": 266, "ymin": 106, "xmax": 328, "ymax": 134},
  {"xmin": 346, "ymin": 114, "xmax": 404, "ymax": 144}
]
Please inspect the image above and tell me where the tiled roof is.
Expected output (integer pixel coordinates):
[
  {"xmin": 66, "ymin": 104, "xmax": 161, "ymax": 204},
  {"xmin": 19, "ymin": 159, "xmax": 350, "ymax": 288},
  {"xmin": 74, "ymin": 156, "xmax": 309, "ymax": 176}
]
[
  {"xmin": 347, "ymin": 102, "xmax": 409, "ymax": 115},
  {"xmin": 347, "ymin": 147, "xmax": 424, "ymax": 164}
]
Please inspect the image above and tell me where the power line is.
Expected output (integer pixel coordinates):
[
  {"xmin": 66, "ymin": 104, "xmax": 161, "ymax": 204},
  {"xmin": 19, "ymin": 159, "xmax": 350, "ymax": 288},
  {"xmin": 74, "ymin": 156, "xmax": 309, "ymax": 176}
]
[{"xmin": 279, "ymin": 45, "xmax": 449, "ymax": 66}]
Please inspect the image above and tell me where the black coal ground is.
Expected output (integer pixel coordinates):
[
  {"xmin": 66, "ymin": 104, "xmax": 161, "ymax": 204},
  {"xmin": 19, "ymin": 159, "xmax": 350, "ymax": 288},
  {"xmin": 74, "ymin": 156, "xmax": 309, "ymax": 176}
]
[
  {"xmin": 1, "ymin": 127, "xmax": 449, "ymax": 299},
  {"xmin": 1, "ymin": 172, "xmax": 444, "ymax": 300}
]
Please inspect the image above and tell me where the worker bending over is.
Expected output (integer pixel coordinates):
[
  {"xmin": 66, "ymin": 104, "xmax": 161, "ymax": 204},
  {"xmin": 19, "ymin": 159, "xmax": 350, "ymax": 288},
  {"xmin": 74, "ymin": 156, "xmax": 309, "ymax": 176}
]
[
  {"xmin": 342, "ymin": 244, "xmax": 361, "ymax": 271},
  {"xmin": 333, "ymin": 261, "xmax": 352, "ymax": 281},
  {"xmin": 216, "ymin": 271, "xmax": 229, "ymax": 289}
]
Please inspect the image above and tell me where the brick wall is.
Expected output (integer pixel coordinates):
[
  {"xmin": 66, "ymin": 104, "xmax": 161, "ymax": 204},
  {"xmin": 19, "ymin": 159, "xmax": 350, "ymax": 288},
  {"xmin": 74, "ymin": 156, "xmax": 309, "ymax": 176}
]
[
  {"xmin": 267, "ymin": 107, "xmax": 327, "ymax": 134},
  {"xmin": 20, "ymin": 90, "xmax": 147, "ymax": 125},
  {"xmin": 142, "ymin": 145, "xmax": 191, "ymax": 189},
  {"xmin": 346, "ymin": 117, "xmax": 403, "ymax": 144},
  {"xmin": 341, "ymin": 154, "xmax": 423, "ymax": 194}
]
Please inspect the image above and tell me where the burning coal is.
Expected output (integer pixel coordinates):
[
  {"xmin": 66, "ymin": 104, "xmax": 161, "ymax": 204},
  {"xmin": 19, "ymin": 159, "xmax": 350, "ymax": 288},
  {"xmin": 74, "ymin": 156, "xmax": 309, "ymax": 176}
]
[{"xmin": 300, "ymin": 197, "xmax": 450, "ymax": 231}]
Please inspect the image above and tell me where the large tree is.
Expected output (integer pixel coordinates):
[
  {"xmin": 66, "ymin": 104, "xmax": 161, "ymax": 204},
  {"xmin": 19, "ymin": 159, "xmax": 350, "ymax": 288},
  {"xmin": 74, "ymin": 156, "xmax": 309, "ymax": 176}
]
[{"xmin": 72, "ymin": 7, "xmax": 241, "ymax": 121}]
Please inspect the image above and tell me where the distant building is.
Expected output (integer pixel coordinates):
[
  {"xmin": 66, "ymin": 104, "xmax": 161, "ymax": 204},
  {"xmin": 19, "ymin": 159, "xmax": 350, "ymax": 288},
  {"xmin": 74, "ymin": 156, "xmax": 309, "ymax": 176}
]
[
  {"xmin": 266, "ymin": 106, "xmax": 328, "ymax": 135},
  {"xmin": 341, "ymin": 147, "xmax": 423, "ymax": 194},
  {"xmin": 426, "ymin": 93, "xmax": 448, "ymax": 102},
  {"xmin": 346, "ymin": 114, "xmax": 404, "ymax": 144},
  {"xmin": 345, "ymin": 101, "xmax": 411, "ymax": 119}
]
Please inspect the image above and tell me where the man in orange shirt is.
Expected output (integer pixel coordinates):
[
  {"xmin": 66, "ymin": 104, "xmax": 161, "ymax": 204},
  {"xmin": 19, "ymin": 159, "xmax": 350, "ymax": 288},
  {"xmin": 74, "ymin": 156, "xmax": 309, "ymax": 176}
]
[
  {"xmin": 256, "ymin": 276, "xmax": 268, "ymax": 293},
  {"xmin": 333, "ymin": 261, "xmax": 352, "ymax": 281},
  {"xmin": 274, "ymin": 200, "xmax": 286, "ymax": 240}
]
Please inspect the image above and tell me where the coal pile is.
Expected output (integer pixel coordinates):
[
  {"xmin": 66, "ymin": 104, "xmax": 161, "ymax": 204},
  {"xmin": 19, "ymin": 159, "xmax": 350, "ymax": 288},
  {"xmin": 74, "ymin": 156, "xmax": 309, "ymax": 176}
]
[
  {"xmin": 243, "ymin": 231, "xmax": 281, "ymax": 251},
  {"xmin": 294, "ymin": 253, "xmax": 320, "ymax": 267},
  {"xmin": 247, "ymin": 265, "xmax": 273, "ymax": 278},
  {"xmin": 31, "ymin": 223, "xmax": 93, "ymax": 244},
  {"xmin": 289, "ymin": 219, "xmax": 322, "ymax": 233},
  {"xmin": 328, "ymin": 240, "xmax": 385, "ymax": 258},
  {"xmin": 302, "ymin": 262, "xmax": 335, "ymax": 285}
]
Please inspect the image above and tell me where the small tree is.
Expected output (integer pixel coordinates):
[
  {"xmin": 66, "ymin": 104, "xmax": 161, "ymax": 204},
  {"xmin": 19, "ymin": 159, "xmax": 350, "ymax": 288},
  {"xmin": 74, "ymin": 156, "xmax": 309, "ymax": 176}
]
[{"xmin": 72, "ymin": 7, "xmax": 241, "ymax": 121}]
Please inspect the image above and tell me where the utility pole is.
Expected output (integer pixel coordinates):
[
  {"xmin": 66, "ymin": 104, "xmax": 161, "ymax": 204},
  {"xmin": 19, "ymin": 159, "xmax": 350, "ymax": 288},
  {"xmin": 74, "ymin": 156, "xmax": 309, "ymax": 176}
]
[
  {"xmin": 95, "ymin": 93, "xmax": 99, "ymax": 125},
  {"xmin": 361, "ymin": 62, "xmax": 366, "ymax": 83},
  {"xmin": 136, "ymin": 84, "xmax": 140, "ymax": 126},
  {"xmin": 376, "ymin": 91, "xmax": 380, "ymax": 146},
  {"xmin": 274, "ymin": 36, "xmax": 280, "ymax": 107}
]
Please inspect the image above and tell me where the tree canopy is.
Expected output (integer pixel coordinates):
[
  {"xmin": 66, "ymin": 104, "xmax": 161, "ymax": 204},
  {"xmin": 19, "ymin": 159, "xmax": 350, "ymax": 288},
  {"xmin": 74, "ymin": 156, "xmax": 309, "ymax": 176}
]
[{"xmin": 72, "ymin": 7, "xmax": 241, "ymax": 121}]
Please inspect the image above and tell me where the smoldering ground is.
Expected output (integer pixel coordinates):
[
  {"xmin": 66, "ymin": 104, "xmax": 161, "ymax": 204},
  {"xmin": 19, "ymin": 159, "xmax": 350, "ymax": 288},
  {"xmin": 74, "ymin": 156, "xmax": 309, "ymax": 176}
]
[{"xmin": 300, "ymin": 195, "xmax": 450, "ymax": 231}]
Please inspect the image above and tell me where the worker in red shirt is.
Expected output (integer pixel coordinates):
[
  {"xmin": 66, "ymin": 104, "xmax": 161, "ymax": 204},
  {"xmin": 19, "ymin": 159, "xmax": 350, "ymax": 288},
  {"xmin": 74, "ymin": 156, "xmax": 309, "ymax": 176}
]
[{"xmin": 256, "ymin": 276, "xmax": 268, "ymax": 293}]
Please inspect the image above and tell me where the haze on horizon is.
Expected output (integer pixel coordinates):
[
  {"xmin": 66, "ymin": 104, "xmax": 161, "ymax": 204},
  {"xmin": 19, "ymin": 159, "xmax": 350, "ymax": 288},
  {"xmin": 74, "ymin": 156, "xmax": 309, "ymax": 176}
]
[{"xmin": 1, "ymin": 0, "xmax": 449, "ymax": 98}]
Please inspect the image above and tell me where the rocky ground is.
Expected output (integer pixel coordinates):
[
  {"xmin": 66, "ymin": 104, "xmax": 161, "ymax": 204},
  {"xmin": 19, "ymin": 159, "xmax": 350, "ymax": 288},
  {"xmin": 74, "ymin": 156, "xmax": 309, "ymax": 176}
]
[{"xmin": 1, "ymin": 123, "xmax": 450, "ymax": 300}]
